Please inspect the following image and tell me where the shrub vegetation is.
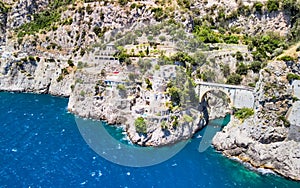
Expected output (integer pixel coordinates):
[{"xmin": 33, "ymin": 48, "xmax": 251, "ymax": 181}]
[
  {"xmin": 135, "ymin": 117, "xmax": 147, "ymax": 134},
  {"xmin": 234, "ymin": 108, "xmax": 254, "ymax": 121}
]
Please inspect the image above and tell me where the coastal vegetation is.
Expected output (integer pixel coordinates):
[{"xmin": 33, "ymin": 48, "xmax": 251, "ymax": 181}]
[
  {"xmin": 234, "ymin": 108, "xmax": 254, "ymax": 121},
  {"xmin": 287, "ymin": 73, "xmax": 300, "ymax": 83},
  {"xmin": 0, "ymin": 1, "xmax": 10, "ymax": 13},
  {"xmin": 134, "ymin": 117, "xmax": 147, "ymax": 134},
  {"xmin": 17, "ymin": 0, "xmax": 75, "ymax": 38},
  {"xmin": 226, "ymin": 74, "xmax": 242, "ymax": 85},
  {"xmin": 0, "ymin": 0, "xmax": 299, "ymax": 182}
]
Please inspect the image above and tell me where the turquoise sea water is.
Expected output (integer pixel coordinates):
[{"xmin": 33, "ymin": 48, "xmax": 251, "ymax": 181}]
[{"xmin": 0, "ymin": 92, "xmax": 299, "ymax": 187}]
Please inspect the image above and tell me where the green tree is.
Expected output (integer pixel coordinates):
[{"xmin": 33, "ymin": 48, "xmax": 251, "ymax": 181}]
[
  {"xmin": 249, "ymin": 61, "xmax": 262, "ymax": 73},
  {"xmin": 171, "ymin": 52, "xmax": 194, "ymax": 67},
  {"xmin": 86, "ymin": 4, "xmax": 93, "ymax": 15},
  {"xmin": 253, "ymin": 2, "xmax": 264, "ymax": 13},
  {"xmin": 193, "ymin": 52, "xmax": 207, "ymax": 66},
  {"xmin": 194, "ymin": 26, "xmax": 221, "ymax": 43},
  {"xmin": 159, "ymin": 35, "xmax": 166, "ymax": 42},
  {"xmin": 278, "ymin": 55, "xmax": 295, "ymax": 61},
  {"xmin": 135, "ymin": 117, "xmax": 147, "ymax": 134},
  {"xmin": 146, "ymin": 46, "xmax": 150, "ymax": 56},
  {"xmin": 200, "ymin": 70, "xmax": 216, "ymax": 82},
  {"xmin": 168, "ymin": 87, "xmax": 181, "ymax": 106},
  {"xmin": 114, "ymin": 47, "xmax": 128, "ymax": 63},
  {"xmin": 118, "ymin": 0, "xmax": 128, "ymax": 6},
  {"xmin": 287, "ymin": 73, "xmax": 300, "ymax": 82},
  {"xmin": 145, "ymin": 78, "xmax": 153, "ymax": 90},
  {"xmin": 151, "ymin": 7, "xmax": 165, "ymax": 21},
  {"xmin": 236, "ymin": 63, "xmax": 248, "ymax": 75},
  {"xmin": 266, "ymin": 0, "xmax": 279, "ymax": 12},
  {"xmin": 235, "ymin": 51, "xmax": 244, "ymax": 61},
  {"xmin": 226, "ymin": 74, "xmax": 242, "ymax": 85},
  {"xmin": 221, "ymin": 64, "xmax": 230, "ymax": 78}
]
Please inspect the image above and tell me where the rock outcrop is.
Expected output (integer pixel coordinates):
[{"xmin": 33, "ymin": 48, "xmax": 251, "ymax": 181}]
[
  {"xmin": 0, "ymin": 57, "xmax": 73, "ymax": 96},
  {"xmin": 204, "ymin": 90, "xmax": 231, "ymax": 120},
  {"xmin": 1, "ymin": 0, "xmax": 293, "ymax": 55},
  {"xmin": 0, "ymin": 0, "xmax": 299, "ymax": 180},
  {"xmin": 68, "ymin": 65, "xmax": 205, "ymax": 146},
  {"xmin": 0, "ymin": 1, "xmax": 8, "ymax": 45},
  {"xmin": 212, "ymin": 60, "xmax": 300, "ymax": 181},
  {"xmin": 7, "ymin": 0, "xmax": 49, "ymax": 29}
]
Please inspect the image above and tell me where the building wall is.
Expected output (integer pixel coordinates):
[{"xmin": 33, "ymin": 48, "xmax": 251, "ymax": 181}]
[
  {"xmin": 233, "ymin": 90, "xmax": 255, "ymax": 109},
  {"xmin": 292, "ymin": 80, "xmax": 300, "ymax": 99},
  {"xmin": 197, "ymin": 85, "xmax": 255, "ymax": 109}
]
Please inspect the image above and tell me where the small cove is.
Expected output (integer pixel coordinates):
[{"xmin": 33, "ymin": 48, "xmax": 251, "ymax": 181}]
[{"xmin": 0, "ymin": 92, "xmax": 299, "ymax": 187}]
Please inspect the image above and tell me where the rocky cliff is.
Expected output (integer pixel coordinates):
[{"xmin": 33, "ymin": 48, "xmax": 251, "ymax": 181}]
[
  {"xmin": 0, "ymin": 0, "xmax": 299, "ymax": 180},
  {"xmin": 67, "ymin": 64, "xmax": 205, "ymax": 146},
  {"xmin": 0, "ymin": 56, "xmax": 73, "ymax": 96},
  {"xmin": 212, "ymin": 60, "xmax": 300, "ymax": 181},
  {"xmin": 0, "ymin": 0, "xmax": 294, "ymax": 54}
]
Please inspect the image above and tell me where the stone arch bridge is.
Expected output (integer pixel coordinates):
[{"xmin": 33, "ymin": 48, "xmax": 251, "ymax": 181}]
[{"xmin": 195, "ymin": 81, "xmax": 255, "ymax": 109}]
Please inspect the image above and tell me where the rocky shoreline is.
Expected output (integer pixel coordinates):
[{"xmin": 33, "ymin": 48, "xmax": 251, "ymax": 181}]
[
  {"xmin": 212, "ymin": 61, "xmax": 300, "ymax": 181},
  {"xmin": 0, "ymin": 55, "xmax": 300, "ymax": 180},
  {"xmin": 0, "ymin": 0, "xmax": 299, "ymax": 181},
  {"xmin": 213, "ymin": 117, "xmax": 300, "ymax": 181}
]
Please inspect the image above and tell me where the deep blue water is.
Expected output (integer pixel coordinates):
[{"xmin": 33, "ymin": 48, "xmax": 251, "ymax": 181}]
[{"xmin": 0, "ymin": 92, "xmax": 299, "ymax": 187}]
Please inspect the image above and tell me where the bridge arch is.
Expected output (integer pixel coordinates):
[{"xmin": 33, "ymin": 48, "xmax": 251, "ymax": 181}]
[
  {"xmin": 200, "ymin": 88, "xmax": 233, "ymax": 108},
  {"xmin": 196, "ymin": 81, "xmax": 255, "ymax": 109}
]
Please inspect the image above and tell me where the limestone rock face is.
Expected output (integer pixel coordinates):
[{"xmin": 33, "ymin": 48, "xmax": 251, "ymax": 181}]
[
  {"xmin": 193, "ymin": 0, "xmax": 291, "ymax": 36},
  {"xmin": 229, "ymin": 11, "xmax": 290, "ymax": 36},
  {"xmin": 0, "ymin": 57, "xmax": 72, "ymax": 96},
  {"xmin": 0, "ymin": 11, "xmax": 7, "ymax": 45},
  {"xmin": 1, "ymin": 0, "xmax": 293, "ymax": 56},
  {"xmin": 7, "ymin": 0, "xmax": 48, "ymax": 29},
  {"xmin": 213, "ymin": 119, "xmax": 300, "ymax": 180},
  {"xmin": 213, "ymin": 60, "xmax": 300, "ymax": 181},
  {"xmin": 205, "ymin": 90, "xmax": 231, "ymax": 120},
  {"xmin": 67, "ymin": 66, "xmax": 205, "ymax": 147}
]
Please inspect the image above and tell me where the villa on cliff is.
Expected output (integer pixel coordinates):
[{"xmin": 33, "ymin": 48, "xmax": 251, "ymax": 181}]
[{"xmin": 90, "ymin": 43, "xmax": 118, "ymax": 66}]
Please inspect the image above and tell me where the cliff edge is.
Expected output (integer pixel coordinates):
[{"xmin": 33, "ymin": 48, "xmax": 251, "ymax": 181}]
[{"xmin": 212, "ymin": 60, "xmax": 300, "ymax": 181}]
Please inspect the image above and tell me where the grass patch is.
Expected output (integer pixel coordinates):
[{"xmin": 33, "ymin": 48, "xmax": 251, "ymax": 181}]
[
  {"xmin": 287, "ymin": 73, "xmax": 300, "ymax": 82},
  {"xmin": 234, "ymin": 108, "xmax": 254, "ymax": 121}
]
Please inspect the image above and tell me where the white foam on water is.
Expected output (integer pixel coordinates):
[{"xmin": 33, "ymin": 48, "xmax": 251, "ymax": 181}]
[
  {"xmin": 171, "ymin": 163, "xmax": 177, "ymax": 167},
  {"xmin": 117, "ymin": 144, "xmax": 121, "ymax": 149},
  {"xmin": 230, "ymin": 156, "xmax": 277, "ymax": 175},
  {"xmin": 257, "ymin": 168, "xmax": 276, "ymax": 175}
]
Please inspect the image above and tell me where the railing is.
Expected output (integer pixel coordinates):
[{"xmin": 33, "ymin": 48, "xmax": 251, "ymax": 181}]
[{"xmin": 195, "ymin": 80, "xmax": 254, "ymax": 91}]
